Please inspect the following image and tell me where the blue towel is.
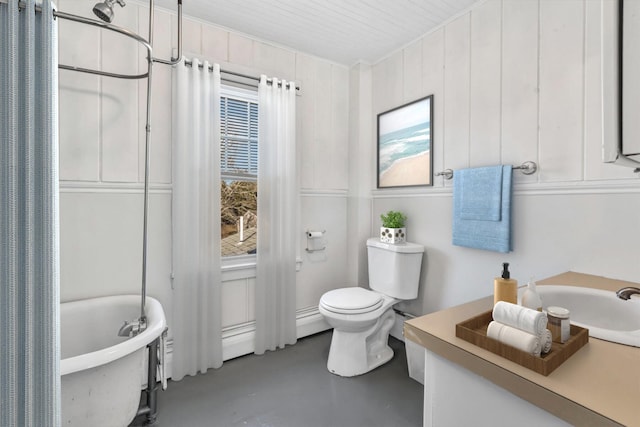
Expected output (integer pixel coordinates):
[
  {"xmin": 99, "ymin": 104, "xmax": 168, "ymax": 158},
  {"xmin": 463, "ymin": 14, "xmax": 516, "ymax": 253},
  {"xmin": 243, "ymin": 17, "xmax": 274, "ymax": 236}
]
[
  {"xmin": 452, "ymin": 165, "xmax": 513, "ymax": 253},
  {"xmin": 459, "ymin": 166, "xmax": 503, "ymax": 221}
]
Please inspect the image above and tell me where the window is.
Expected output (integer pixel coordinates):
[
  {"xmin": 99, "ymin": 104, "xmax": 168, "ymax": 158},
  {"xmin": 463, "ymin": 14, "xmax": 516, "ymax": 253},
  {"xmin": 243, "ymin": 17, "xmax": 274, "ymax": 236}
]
[{"xmin": 220, "ymin": 85, "xmax": 258, "ymax": 257}]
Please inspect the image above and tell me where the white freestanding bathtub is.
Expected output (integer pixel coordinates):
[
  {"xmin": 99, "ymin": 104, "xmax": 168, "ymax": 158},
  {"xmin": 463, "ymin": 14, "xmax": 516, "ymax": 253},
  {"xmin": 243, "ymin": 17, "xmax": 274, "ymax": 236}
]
[{"xmin": 60, "ymin": 295, "xmax": 167, "ymax": 427}]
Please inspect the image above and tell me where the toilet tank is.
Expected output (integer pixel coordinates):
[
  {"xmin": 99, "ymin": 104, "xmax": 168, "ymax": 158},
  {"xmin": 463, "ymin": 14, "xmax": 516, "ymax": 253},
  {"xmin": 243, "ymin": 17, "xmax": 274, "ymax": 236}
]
[{"xmin": 366, "ymin": 238, "xmax": 424, "ymax": 300}]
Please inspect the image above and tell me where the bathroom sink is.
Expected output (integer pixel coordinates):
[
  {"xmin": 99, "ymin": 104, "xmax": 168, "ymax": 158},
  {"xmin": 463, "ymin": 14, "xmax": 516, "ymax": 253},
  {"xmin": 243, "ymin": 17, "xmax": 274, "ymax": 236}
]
[{"xmin": 531, "ymin": 285, "xmax": 640, "ymax": 347}]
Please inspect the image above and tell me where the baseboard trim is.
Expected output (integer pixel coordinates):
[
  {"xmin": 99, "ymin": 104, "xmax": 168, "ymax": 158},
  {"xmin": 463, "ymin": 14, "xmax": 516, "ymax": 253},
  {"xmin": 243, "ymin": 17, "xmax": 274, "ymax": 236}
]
[
  {"xmin": 165, "ymin": 307, "xmax": 330, "ymax": 379},
  {"xmin": 296, "ymin": 306, "xmax": 331, "ymax": 339}
]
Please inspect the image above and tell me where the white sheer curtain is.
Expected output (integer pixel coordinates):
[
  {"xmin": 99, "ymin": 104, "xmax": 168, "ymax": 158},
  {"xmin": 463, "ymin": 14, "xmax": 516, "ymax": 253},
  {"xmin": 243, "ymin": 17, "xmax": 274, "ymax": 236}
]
[
  {"xmin": 171, "ymin": 58, "xmax": 222, "ymax": 380},
  {"xmin": 255, "ymin": 76, "xmax": 297, "ymax": 354},
  {"xmin": 0, "ymin": 0, "xmax": 60, "ymax": 425}
]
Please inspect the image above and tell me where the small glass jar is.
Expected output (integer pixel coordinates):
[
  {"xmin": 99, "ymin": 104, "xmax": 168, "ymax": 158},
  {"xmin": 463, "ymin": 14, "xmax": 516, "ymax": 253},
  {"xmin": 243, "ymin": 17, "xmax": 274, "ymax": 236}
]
[{"xmin": 547, "ymin": 306, "xmax": 570, "ymax": 343}]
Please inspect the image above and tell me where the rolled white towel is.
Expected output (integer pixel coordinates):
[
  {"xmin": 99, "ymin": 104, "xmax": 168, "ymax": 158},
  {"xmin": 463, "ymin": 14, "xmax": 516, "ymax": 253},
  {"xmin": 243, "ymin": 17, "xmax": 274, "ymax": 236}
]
[
  {"xmin": 493, "ymin": 301, "xmax": 548, "ymax": 336},
  {"xmin": 540, "ymin": 329, "xmax": 552, "ymax": 354},
  {"xmin": 487, "ymin": 321, "xmax": 542, "ymax": 356}
]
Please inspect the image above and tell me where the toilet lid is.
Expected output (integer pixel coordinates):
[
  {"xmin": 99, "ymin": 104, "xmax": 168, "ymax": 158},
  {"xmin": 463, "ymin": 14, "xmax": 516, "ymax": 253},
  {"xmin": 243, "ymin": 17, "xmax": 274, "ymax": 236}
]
[{"xmin": 320, "ymin": 288, "xmax": 383, "ymax": 314}]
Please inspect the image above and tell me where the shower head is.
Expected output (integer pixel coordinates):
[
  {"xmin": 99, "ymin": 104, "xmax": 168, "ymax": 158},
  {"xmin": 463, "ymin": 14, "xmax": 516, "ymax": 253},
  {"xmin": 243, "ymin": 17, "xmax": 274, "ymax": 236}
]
[{"xmin": 93, "ymin": 0, "xmax": 126, "ymax": 23}]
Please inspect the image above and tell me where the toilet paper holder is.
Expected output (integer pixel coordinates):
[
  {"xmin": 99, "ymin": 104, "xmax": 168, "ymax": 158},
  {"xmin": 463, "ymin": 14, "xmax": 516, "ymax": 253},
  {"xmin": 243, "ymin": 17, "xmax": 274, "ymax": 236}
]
[{"xmin": 305, "ymin": 230, "xmax": 326, "ymax": 253}]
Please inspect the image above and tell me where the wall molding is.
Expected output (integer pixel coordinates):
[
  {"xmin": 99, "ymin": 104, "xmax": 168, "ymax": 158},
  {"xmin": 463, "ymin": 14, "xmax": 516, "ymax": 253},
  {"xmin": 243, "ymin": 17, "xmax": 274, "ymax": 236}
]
[
  {"xmin": 372, "ymin": 179, "xmax": 640, "ymax": 199},
  {"xmin": 60, "ymin": 182, "xmax": 350, "ymax": 198},
  {"xmin": 300, "ymin": 188, "xmax": 348, "ymax": 197},
  {"xmin": 59, "ymin": 181, "xmax": 172, "ymax": 194},
  {"xmin": 164, "ymin": 306, "xmax": 329, "ymax": 379}
]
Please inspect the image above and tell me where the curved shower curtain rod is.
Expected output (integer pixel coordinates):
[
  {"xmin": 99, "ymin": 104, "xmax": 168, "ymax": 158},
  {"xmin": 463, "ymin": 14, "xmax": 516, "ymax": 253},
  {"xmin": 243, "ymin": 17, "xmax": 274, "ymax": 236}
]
[
  {"xmin": 54, "ymin": 10, "xmax": 154, "ymax": 79},
  {"xmin": 18, "ymin": 0, "xmax": 184, "ymax": 78},
  {"xmin": 22, "ymin": 0, "xmax": 299, "ymax": 89},
  {"xmin": 17, "ymin": 0, "xmax": 184, "ymax": 333}
]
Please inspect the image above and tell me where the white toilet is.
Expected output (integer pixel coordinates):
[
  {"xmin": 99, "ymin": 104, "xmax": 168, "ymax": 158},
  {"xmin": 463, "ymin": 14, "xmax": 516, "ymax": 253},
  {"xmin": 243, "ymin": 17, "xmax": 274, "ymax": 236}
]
[{"xmin": 319, "ymin": 237, "xmax": 424, "ymax": 377}]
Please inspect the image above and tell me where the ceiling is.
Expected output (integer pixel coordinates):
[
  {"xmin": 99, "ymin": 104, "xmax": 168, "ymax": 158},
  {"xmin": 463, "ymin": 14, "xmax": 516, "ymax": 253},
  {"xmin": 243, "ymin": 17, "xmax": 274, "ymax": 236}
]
[{"xmin": 153, "ymin": 0, "xmax": 480, "ymax": 65}]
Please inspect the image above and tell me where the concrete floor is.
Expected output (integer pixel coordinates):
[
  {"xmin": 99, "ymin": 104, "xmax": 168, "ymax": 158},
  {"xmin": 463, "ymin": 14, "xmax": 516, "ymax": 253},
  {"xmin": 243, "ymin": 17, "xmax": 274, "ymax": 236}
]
[{"xmin": 138, "ymin": 331, "xmax": 423, "ymax": 427}]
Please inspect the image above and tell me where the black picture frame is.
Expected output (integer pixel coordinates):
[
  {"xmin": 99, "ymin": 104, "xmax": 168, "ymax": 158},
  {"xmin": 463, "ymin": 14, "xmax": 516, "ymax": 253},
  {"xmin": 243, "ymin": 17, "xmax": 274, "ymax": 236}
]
[{"xmin": 376, "ymin": 95, "xmax": 434, "ymax": 188}]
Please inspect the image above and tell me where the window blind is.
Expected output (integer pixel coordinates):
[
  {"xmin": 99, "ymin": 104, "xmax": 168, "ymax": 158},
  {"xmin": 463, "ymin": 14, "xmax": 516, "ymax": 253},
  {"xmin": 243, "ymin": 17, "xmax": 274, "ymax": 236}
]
[{"xmin": 220, "ymin": 96, "xmax": 258, "ymax": 180}]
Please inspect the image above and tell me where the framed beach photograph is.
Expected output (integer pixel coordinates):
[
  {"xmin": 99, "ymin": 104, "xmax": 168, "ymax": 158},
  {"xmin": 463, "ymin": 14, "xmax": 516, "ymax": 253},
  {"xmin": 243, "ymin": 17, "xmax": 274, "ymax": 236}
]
[{"xmin": 377, "ymin": 95, "xmax": 433, "ymax": 188}]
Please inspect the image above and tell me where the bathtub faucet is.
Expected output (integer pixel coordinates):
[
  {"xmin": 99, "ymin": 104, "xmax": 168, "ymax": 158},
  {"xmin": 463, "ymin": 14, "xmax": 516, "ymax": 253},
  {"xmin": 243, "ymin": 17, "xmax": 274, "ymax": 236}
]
[
  {"xmin": 118, "ymin": 316, "xmax": 147, "ymax": 337},
  {"xmin": 616, "ymin": 287, "xmax": 640, "ymax": 300}
]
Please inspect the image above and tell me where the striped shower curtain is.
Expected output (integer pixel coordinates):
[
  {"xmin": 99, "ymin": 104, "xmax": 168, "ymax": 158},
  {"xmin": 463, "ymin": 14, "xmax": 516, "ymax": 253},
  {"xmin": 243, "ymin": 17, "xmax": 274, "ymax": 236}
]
[{"xmin": 0, "ymin": 1, "xmax": 60, "ymax": 426}]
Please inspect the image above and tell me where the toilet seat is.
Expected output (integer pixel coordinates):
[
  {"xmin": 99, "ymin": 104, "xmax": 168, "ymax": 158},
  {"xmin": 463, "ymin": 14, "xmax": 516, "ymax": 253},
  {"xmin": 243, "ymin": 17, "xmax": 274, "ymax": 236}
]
[{"xmin": 320, "ymin": 287, "xmax": 383, "ymax": 315}]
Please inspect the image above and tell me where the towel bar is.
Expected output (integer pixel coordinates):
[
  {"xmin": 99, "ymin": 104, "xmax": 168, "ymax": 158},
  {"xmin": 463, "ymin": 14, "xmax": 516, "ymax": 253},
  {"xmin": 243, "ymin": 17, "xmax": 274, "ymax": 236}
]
[
  {"xmin": 436, "ymin": 161, "xmax": 537, "ymax": 180},
  {"xmin": 513, "ymin": 161, "xmax": 537, "ymax": 175},
  {"xmin": 435, "ymin": 169, "xmax": 454, "ymax": 180}
]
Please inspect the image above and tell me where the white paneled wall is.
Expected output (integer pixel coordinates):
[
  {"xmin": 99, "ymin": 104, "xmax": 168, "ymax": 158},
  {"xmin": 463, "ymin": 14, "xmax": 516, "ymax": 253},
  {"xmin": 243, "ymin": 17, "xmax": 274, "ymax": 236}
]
[
  {"xmin": 298, "ymin": 193, "xmax": 349, "ymax": 308},
  {"xmin": 358, "ymin": 0, "xmax": 640, "ymax": 316},
  {"xmin": 584, "ymin": 0, "xmax": 610, "ymax": 180},
  {"xmin": 367, "ymin": 0, "xmax": 638, "ymax": 187},
  {"xmin": 501, "ymin": 0, "xmax": 538, "ymax": 184},
  {"xmin": 58, "ymin": 1, "xmax": 101, "ymax": 182},
  {"xmin": 347, "ymin": 63, "xmax": 373, "ymax": 287},
  {"xmin": 368, "ymin": 0, "xmax": 637, "ymax": 187},
  {"xmin": 57, "ymin": 0, "xmax": 349, "ymax": 342},
  {"xmin": 443, "ymin": 12, "xmax": 471, "ymax": 172},
  {"xmin": 59, "ymin": 190, "xmax": 173, "ymax": 311},
  {"xmin": 101, "ymin": 7, "xmax": 139, "ymax": 183},
  {"xmin": 420, "ymin": 29, "xmax": 445, "ymax": 187},
  {"xmin": 538, "ymin": 0, "xmax": 584, "ymax": 182},
  {"xmin": 221, "ymin": 275, "xmax": 256, "ymax": 328},
  {"xmin": 469, "ymin": 0, "xmax": 501, "ymax": 167}
]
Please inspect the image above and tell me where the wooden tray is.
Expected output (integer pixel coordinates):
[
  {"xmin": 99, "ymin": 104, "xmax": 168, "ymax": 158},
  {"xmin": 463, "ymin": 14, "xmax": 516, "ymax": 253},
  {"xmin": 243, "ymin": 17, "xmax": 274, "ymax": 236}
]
[{"xmin": 455, "ymin": 310, "xmax": 589, "ymax": 376}]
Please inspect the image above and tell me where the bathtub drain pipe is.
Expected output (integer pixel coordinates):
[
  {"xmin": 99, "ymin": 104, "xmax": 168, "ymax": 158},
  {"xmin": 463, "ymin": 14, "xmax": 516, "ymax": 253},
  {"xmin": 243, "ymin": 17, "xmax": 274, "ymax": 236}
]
[
  {"xmin": 147, "ymin": 336, "xmax": 160, "ymax": 424},
  {"xmin": 136, "ymin": 334, "xmax": 162, "ymax": 425}
]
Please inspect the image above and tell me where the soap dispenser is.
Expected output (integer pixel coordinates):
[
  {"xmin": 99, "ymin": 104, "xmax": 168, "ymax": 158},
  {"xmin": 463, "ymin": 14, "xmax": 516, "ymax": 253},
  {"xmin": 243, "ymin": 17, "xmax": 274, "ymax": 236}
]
[
  {"xmin": 494, "ymin": 262, "xmax": 517, "ymax": 305},
  {"xmin": 521, "ymin": 277, "xmax": 542, "ymax": 311}
]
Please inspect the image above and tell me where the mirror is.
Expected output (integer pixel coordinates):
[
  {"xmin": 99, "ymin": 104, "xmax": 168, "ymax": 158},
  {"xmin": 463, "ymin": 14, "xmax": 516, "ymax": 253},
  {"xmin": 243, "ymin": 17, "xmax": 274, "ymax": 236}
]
[{"xmin": 603, "ymin": 0, "xmax": 640, "ymax": 171}]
